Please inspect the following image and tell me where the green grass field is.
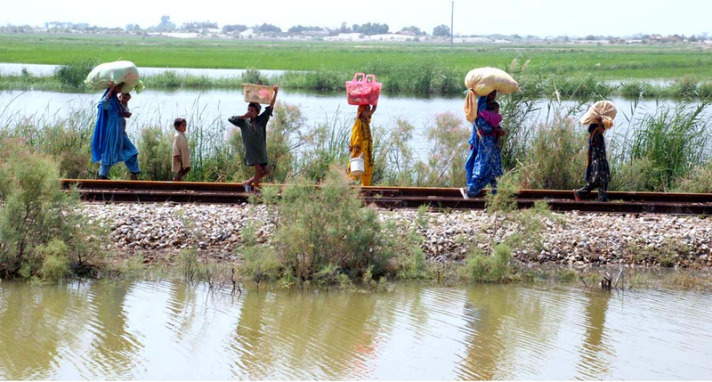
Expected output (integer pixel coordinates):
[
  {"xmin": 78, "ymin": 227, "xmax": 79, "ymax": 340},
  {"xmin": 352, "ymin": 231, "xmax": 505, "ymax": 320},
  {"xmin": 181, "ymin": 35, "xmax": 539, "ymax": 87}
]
[{"xmin": 2, "ymin": 33, "xmax": 712, "ymax": 80}]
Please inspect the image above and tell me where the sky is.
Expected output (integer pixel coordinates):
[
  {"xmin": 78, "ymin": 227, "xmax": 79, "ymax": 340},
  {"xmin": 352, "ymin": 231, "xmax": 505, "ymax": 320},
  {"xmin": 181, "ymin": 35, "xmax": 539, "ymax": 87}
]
[{"xmin": 2, "ymin": 0, "xmax": 711, "ymax": 37}]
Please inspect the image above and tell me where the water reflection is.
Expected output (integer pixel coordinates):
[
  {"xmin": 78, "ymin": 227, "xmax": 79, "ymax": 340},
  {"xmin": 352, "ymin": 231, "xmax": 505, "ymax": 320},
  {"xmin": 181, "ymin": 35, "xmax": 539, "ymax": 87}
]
[
  {"xmin": 0, "ymin": 282, "xmax": 89, "ymax": 379},
  {"xmin": 84, "ymin": 282, "xmax": 143, "ymax": 379},
  {"xmin": 458, "ymin": 286, "xmax": 568, "ymax": 379},
  {"xmin": 576, "ymin": 291, "xmax": 614, "ymax": 379},
  {"xmin": 228, "ymin": 290, "xmax": 387, "ymax": 379},
  {"xmin": 1, "ymin": 281, "xmax": 712, "ymax": 380}
]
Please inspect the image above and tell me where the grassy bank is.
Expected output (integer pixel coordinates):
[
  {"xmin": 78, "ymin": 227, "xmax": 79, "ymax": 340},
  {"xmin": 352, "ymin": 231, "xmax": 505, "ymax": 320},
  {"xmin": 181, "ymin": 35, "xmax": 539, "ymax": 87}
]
[
  {"xmin": 5, "ymin": 67, "xmax": 712, "ymax": 99},
  {"xmin": 2, "ymin": 34, "xmax": 712, "ymax": 97}
]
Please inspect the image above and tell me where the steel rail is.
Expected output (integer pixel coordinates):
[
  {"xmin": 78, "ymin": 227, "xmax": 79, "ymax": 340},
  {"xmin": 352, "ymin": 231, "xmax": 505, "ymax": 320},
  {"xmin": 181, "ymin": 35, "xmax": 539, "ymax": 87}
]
[{"xmin": 61, "ymin": 179, "xmax": 712, "ymax": 215}]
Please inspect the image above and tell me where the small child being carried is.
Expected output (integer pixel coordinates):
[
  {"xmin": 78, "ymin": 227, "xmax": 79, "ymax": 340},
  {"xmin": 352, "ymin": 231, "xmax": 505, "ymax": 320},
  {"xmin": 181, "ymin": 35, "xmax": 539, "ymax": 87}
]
[
  {"xmin": 479, "ymin": 101, "xmax": 505, "ymax": 148},
  {"xmin": 119, "ymin": 92, "xmax": 132, "ymax": 118}
]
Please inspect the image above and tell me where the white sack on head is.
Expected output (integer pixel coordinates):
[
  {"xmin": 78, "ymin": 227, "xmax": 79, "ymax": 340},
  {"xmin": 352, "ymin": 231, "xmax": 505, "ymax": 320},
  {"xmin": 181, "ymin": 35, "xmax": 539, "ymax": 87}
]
[
  {"xmin": 580, "ymin": 101, "xmax": 617, "ymax": 129},
  {"xmin": 85, "ymin": 60, "xmax": 144, "ymax": 94},
  {"xmin": 464, "ymin": 67, "xmax": 519, "ymax": 95}
]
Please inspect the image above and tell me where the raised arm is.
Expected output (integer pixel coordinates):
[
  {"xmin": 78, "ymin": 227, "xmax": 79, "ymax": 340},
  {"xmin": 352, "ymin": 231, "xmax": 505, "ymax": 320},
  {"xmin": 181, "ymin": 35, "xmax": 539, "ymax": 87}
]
[
  {"xmin": 269, "ymin": 85, "xmax": 279, "ymax": 109},
  {"xmin": 106, "ymin": 81, "xmax": 123, "ymax": 101}
]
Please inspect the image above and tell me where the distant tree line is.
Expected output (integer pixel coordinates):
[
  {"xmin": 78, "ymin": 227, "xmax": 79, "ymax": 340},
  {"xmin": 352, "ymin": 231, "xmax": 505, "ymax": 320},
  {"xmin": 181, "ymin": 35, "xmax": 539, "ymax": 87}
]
[{"xmin": 2, "ymin": 16, "xmax": 709, "ymax": 43}]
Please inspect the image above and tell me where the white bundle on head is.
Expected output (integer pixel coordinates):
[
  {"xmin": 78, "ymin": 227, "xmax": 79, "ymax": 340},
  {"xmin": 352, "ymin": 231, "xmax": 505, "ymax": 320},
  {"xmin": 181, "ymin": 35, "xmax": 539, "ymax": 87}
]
[{"xmin": 580, "ymin": 101, "xmax": 617, "ymax": 129}]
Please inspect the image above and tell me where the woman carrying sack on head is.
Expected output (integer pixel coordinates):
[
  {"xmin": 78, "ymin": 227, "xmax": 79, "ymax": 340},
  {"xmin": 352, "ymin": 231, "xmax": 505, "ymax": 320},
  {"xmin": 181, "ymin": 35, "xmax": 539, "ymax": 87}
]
[
  {"xmin": 91, "ymin": 81, "xmax": 141, "ymax": 180},
  {"xmin": 348, "ymin": 104, "xmax": 376, "ymax": 186},
  {"xmin": 574, "ymin": 101, "xmax": 616, "ymax": 202}
]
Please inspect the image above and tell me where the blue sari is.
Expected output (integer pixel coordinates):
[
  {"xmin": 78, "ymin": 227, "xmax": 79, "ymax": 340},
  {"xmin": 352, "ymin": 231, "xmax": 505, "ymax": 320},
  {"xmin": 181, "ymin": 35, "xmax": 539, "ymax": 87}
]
[
  {"xmin": 91, "ymin": 89, "xmax": 139, "ymax": 167},
  {"xmin": 464, "ymin": 96, "xmax": 503, "ymax": 196}
]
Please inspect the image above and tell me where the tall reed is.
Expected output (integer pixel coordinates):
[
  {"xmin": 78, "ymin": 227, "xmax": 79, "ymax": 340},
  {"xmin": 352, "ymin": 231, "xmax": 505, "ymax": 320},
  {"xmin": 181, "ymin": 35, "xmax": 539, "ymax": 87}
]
[{"xmin": 616, "ymin": 100, "xmax": 711, "ymax": 190}]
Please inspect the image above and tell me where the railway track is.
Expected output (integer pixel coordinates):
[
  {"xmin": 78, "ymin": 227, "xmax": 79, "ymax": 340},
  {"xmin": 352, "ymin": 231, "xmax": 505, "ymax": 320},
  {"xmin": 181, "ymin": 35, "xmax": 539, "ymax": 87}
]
[{"xmin": 61, "ymin": 179, "xmax": 712, "ymax": 215}]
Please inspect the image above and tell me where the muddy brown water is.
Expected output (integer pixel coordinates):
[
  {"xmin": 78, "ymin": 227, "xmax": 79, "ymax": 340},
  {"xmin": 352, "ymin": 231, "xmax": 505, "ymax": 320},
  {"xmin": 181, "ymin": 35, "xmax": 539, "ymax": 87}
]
[{"xmin": 1, "ymin": 280, "xmax": 711, "ymax": 380}]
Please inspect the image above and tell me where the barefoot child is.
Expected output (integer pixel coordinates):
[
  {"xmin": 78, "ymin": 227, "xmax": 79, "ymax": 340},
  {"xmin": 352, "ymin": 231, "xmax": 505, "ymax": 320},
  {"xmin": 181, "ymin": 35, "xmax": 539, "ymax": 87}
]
[
  {"xmin": 228, "ymin": 85, "xmax": 279, "ymax": 193},
  {"xmin": 172, "ymin": 117, "xmax": 191, "ymax": 181}
]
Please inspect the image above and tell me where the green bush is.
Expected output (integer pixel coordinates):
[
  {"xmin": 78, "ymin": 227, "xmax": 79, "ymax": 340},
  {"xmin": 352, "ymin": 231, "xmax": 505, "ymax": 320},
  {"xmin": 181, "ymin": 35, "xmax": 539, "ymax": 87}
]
[
  {"xmin": 296, "ymin": 116, "xmax": 350, "ymax": 181},
  {"xmin": 138, "ymin": 126, "xmax": 174, "ymax": 181},
  {"xmin": 669, "ymin": 76, "xmax": 699, "ymax": 98},
  {"xmin": 698, "ymin": 82, "xmax": 712, "ymax": 98},
  {"xmin": 518, "ymin": 114, "xmax": 587, "ymax": 190},
  {"xmin": 236, "ymin": 219, "xmax": 280, "ymax": 285},
  {"xmin": 465, "ymin": 243, "xmax": 514, "ymax": 283},
  {"xmin": 410, "ymin": 112, "xmax": 469, "ymax": 187},
  {"xmin": 266, "ymin": 102, "xmax": 304, "ymax": 182},
  {"xmin": 383, "ymin": 206, "xmax": 430, "ymax": 280},
  {"xmin": 466, "ymin": 174, "xmax": 555, "ymax": 283},
  {"xmin": 620, "ymin": 82, "xmax": 655, "ymax": 99},
  {"xmin": 148, "ymin": 70, "xmax": 183, "ymax": 88},
  {"xmin": 280, "ymin": 70, "xmax": 345, "ymax": 91},
  {"xmin": 239, "ymin": 246, "xmax": 280, "ymax": 285},
  {"xmin": 372, "ymin": 118, "xmax": 416, "ymax": 185},
  {"xmin": 0, "ymin": 110, "xmax": 97, "ymax": 179},
  {"xmin": 621, "ymin": 102, "xmax": 710, "ymax": 190},
  {"xmin": 241, "ymin": 69, "xmax": 262, "ymax": 84},
  {"xmin": 272, "ymin": 168, "xmax": 388, "ymax": 284},
  {"xmin": 0, "ymin": 142, "xmax": 102, "ymax": 279},
  {"xmin": 485, "ymin": 171, "xmax": 519, "ymax": 213},
  {"xmin": 55, "ymin": 58, "xmax": 97, "ymax": 90},
  {"xmin": 610, "ymin": 156, "xmax": 664, "ymax": 191},
  {"xmin": 673, "ymin": 160, "xmax": 712, "ymax": 193},
  {"xmin": 38, "ymin": 239, "xmax": 72, "ymax": 280},
  {"xmin": 553, "ymin": 76, "xmax": 616, "ymax": 99}
]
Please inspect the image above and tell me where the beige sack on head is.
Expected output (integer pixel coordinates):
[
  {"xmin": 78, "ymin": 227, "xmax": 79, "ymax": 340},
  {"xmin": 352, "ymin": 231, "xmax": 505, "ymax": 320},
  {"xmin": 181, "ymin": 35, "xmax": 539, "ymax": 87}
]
[
  {"xmin": 464, "ymin": 67, "xmax": 520, "ymax": 95},
  {"xmin": 580, "ymin": 101, "xmax": 617, "ymax": 129},
  {"xmin": 85, "ymin": 60, "xmax": 143, "ymax": 94}
]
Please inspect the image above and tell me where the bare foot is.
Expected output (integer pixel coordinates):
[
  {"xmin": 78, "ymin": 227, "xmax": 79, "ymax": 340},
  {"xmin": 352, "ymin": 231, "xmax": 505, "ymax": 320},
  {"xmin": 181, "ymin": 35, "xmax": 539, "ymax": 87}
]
[
  {"xmin": 242, "ymin": 180, "xmax": 252, "ymax": 193},
  {"xmin": 460, "ymin": 188, "xmax": 470, "ymax": 199}
]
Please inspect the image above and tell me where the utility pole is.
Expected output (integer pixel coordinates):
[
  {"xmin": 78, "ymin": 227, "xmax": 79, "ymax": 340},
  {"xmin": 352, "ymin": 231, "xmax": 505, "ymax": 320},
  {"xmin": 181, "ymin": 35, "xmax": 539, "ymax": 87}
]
[{"xmin": 450, "ymin": 0, "xmax": 454, "ymax": 48}]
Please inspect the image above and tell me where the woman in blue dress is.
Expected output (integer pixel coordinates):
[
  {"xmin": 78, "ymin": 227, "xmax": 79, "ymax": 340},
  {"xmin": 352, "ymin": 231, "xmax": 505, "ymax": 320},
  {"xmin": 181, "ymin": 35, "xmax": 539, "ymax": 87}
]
[
  {"xmin": 462, "ymin": 90, "xmax": 506, "ymax": 198},
  {"xmin": 91, "ymin": 82, "xmax": 140, "ymax": 180}
]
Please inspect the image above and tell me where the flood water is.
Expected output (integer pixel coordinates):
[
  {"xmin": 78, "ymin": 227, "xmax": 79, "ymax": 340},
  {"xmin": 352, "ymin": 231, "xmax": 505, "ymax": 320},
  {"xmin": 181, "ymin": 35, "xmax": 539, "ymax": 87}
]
[{"xmin": 1, "ymin": 280, "xmax": 711, "ymax": 380}]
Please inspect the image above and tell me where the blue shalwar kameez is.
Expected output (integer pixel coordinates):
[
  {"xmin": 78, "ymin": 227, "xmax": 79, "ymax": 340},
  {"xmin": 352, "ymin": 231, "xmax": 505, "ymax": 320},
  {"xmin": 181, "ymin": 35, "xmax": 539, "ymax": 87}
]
[
  {"xmin": 464, "ymin": 96, "xmax": 503, "ymax": 197},
  {"xmin": 91, "ymin": 89, "xmax": 140, "ymax": 178}
]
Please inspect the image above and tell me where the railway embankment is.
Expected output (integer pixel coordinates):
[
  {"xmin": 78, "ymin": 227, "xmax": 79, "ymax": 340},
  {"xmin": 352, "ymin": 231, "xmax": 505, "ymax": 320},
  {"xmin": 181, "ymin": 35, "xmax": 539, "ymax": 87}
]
[{"xmin": 83, "ymin": 202, "xmax": 712, "ymax": 269}]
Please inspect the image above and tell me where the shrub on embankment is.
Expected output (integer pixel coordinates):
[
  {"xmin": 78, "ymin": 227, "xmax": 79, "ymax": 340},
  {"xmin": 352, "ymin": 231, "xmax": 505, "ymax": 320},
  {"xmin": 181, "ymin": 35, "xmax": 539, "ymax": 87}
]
[
  {"xmin": 238, "ymin": 169, "xmax": 391, "ymax": 286},
  {"xmin": 0, "ymin": 141, "xmax": 103, "ymax": 280}
]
